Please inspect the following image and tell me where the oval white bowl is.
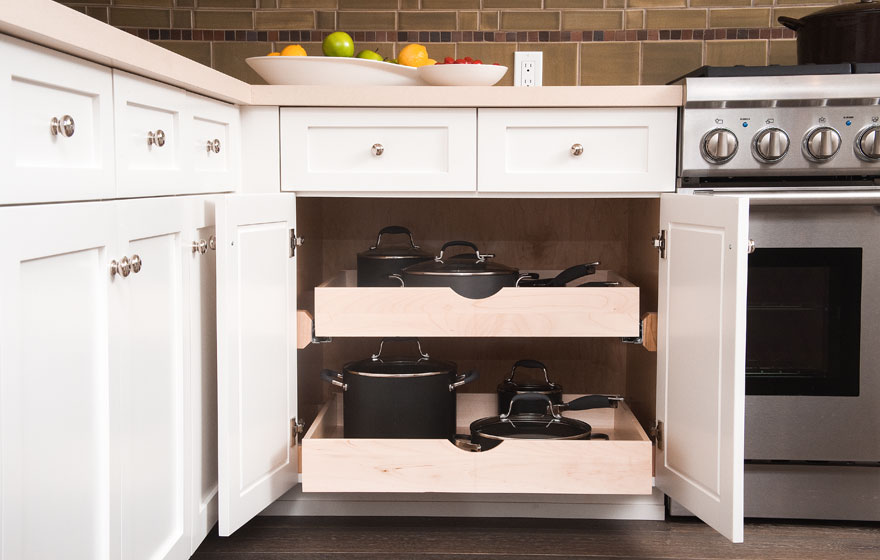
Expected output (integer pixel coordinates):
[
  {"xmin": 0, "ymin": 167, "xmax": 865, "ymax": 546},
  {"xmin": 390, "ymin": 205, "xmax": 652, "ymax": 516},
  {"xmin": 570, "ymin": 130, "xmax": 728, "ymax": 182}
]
[
  {"xmin": 418, "ymin": 64, "xmax": 508, "ymax": 86},
  {"xmin": 246, "ymin": 56, "xmax": 425, "ymax": 86}
]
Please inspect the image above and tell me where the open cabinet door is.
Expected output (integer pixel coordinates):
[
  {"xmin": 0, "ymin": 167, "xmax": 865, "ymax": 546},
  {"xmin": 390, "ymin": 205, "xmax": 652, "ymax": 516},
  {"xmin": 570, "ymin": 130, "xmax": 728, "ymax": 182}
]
[
  {"xmin": 215, "ymin": 194, "xmax": 298, "ymax": 536},
  {"xmin": 655, "ymin": 193, "xmax": 749, "ymax": 543}
]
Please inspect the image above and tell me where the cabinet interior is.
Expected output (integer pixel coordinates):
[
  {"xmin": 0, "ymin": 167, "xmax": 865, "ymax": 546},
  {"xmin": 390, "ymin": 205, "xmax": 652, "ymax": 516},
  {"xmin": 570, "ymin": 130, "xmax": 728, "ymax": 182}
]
[{"xmin": 296, "ymin": 197, "xmax": 660, "ymax": 435}]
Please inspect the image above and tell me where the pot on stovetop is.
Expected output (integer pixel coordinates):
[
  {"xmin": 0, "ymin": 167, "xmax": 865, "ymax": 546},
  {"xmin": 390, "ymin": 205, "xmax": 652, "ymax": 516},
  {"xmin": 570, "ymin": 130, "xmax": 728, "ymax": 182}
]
[{"xmin": 779, "ymin": 0, "xmax": 880, "ymax": 64}]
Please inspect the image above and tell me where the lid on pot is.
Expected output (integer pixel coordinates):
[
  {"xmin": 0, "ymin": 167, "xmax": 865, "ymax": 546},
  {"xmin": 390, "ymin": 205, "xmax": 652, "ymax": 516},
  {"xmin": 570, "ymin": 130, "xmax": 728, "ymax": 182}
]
[
  {"xmin": 402, "ymin": 240, "xmax": 518, "ymax": 277},
  {"xmin": 344, "ymin": 338, "xmax": 456, "ymax": 377},
  {"xmin": 358, "ymin": 225, "xmax": 433, "ymax": 260},
  {"xmin": 471, "ymin": 394, "xmax": 592, "ymax": 441},
  {"xmin": 800, "ymin": 0, "xmax": 880, "ymax": 19},
  {"xmin": 496, "ymin": 359, "xmax": 563, "ymax": 393}
]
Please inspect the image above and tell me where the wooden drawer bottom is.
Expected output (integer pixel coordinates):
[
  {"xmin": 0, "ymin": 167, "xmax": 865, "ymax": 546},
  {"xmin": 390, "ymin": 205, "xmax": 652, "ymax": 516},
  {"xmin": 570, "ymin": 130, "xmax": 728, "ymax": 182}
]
[{"xmin": 302, "ymin": 393, "xmax": 652, "ymax": 495}]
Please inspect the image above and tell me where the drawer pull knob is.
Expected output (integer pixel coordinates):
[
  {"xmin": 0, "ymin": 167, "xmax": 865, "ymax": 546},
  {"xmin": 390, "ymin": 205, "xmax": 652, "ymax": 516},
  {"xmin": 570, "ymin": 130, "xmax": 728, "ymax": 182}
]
[
  {"xmin": 207, "ymin": 139, "xmax": 221, "ymax": 154},
  {"xmin": 50, "ymin": 115, "xmax": 75, "ymax": 137},
  {"xmin": 110, "ymin": 256, "xmax": 132, "ymax": 278},
  {"xmin": 130, "ymin": 254, "xmax": 142, "ymax": 274},
  {"xmin": 570, "ymin": 143, "xmax": 584, "ymax": 156},
  {"xmin": 148, "ymin": 129, "xmax": 166, "ymax": 148},
  {"xmin": 371, "ymin": 143, "xmax": 384, "ymax": 156},
  {"xmin": 208, "ymin": 235, "xmax": 217, "ymax": 251},
  {"xmin": 193, "ymin": 239, "xmax": 208, "ymax": 254}
]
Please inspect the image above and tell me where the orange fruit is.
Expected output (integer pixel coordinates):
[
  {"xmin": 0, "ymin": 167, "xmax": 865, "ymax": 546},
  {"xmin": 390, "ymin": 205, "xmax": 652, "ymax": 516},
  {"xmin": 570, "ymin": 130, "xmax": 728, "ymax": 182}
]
[
  {"xmin": 280, "ymin": 44, "xmax": 307, "ymax": 56},
  {"xmin": 398, "ymin": 44, "xmax": 435, "ymax": 67},
  {"xmin": 267, "ymin": 52, "xmax": 281, "ymax": 56}
]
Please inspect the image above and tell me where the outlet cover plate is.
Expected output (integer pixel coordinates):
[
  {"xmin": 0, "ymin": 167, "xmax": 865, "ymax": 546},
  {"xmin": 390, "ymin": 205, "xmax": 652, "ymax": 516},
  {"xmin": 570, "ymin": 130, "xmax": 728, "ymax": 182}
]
[{"xmin": 514, "ymin": 51, "xmax": 543, "ymax": 87}]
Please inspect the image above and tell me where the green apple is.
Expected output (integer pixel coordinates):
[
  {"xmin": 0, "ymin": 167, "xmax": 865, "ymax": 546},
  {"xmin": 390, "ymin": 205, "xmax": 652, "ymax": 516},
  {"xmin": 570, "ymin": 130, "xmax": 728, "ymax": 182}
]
[
  {"xmin": 356, "ymin": 49, "xmax": 384, "ymax": 62},
  {"xmin": 322, "ymin": 31, "xmax": 355, "ymax": 57}
]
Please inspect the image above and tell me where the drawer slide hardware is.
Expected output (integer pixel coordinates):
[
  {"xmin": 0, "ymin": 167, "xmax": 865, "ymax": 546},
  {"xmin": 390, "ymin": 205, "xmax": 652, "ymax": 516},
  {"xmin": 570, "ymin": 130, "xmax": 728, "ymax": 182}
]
[
  {"xmin": 621, "ymin": 316, "xmax": 645, "ymax": 346},
  {"xmin": 291, "ymin": 418, "xmax": 304, "ymax": 446},
  {"xmin": 290, "ymin": 229, "xmax": 304, "ymax": 258},
  {"xmin": 652, "ymin": 230, "xmax": 666, "ymax": 259},
  {"xmin": 650, "ymin": 420, "xmax": 663, "ymax": 450}
]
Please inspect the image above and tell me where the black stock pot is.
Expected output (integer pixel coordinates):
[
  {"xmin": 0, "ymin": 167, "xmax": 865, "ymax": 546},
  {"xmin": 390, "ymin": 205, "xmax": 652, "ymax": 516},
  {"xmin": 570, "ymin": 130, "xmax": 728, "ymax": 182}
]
[{"xmin": 779, "ymin": 0, "xmax": 880, "ymax": 64}]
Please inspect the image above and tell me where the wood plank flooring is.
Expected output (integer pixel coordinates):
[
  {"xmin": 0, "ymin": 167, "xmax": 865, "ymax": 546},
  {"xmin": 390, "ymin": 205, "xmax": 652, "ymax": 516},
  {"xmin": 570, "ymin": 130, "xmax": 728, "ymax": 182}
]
[{"xmin": 194, "ymin": 516, "xmax": 880, "ymax": 559}]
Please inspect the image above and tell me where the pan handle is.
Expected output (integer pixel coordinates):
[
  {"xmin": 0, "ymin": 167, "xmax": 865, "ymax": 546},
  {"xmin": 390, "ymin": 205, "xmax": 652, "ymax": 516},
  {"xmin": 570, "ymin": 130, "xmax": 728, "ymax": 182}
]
[
  {"xmin": 371, "ymin": 225, "xmax": 420, "ymax": 250},
  {"xmin": 388, "ymin": 273, "xmax": 405, "ymax": 286},
  {"xmin": 505, "ymin": 359, "xmax": 552, "ymax": 385},
  {"xmin": 320, "ymin": 369, "xmax": 347, "ymax": 391},
  {"xmin": 449, "ymin": 369, "xmax": 480, "ymax": 391},
  {"xmin": 550, "ymin": 261, "xmax": 600, "ymax": 286},
  {"xmin": 515, "ymin": 272, "xmax": 538, "ymax": 287},
  {"xmin": 557, "ymin": 394, "xmax": 623, "ymax": 412},
  {"xmin": 371, "ymin": 337, "xmax": 429, "ymax": 361}
]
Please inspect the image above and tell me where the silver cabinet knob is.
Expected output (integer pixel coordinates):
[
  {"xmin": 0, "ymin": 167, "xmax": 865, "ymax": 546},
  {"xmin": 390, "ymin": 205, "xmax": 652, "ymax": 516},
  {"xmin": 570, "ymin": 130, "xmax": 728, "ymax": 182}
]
[
  {"xmin": 701, "ymin": 128, "xmax": 738, "ymax": 164},
  {"xmin": 208, "ymin": 235, "xmax": 216, "ymax": 251},
  {"xmin": 570, "ymin": 143, "xmax": 584, "ymax": 156},
  {"xmin": 109, "ymin": 259, "xmax": 119, "ymax": 278},
  {"xmin": 753, "ymin": 127, "xmax": 790, "ymax": 163},
  {"xmin": 111, "ymin": 256, "xmax": 132, "ymax": 278},
  {"xmin": 50, "ymin": 115, "xmax": 75, "ymax": 137},
  {"xmin": 803, "ymin": 126, "xmax": 841, "ymax": 161},
  {"xmin": 148, "ymin": 129, "xmax": 166, "ymax": 147},
  {"xmin": 206, "ymin": 139, "xmax": 221, "ymax": 154},
  {"xmin": 130, "ymin": 254, "xmax": 142, "ymax": 274},
  {"xmin": 371, "ymin": 143, "xmax": 384, "ymax": 156},
  {"xmin": 193, "ymin": 239, "xmax": 207, "ymax": 254},
  {"xmin": 856, "ymin": 125, "xmax": 880, "ymax": 160}
]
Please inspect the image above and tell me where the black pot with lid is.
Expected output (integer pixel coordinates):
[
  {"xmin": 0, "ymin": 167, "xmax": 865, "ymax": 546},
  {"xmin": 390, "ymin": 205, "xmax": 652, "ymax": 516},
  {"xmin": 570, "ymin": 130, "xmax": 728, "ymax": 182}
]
[
  {"xmin": 496, "ymin": 359, "xmax": 564, "ymax": 414},
  {"xmin": 356, "ymin": 225, "xmax": 433, "ymax": 287},
  {"xmin": 779, "ymin": 0, "xmax": 880, "ymax": 64}
]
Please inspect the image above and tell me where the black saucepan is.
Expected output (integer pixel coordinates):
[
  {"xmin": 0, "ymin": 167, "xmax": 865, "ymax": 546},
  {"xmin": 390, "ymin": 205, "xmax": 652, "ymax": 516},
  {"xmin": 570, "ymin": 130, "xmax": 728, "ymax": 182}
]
[
  {"xmin": 496, "ymin": 359, "xmax": 564, "ymax": 414},
  {"xmin": 356, "ymin": 226, "xmax": 433, "ymax": 287}
]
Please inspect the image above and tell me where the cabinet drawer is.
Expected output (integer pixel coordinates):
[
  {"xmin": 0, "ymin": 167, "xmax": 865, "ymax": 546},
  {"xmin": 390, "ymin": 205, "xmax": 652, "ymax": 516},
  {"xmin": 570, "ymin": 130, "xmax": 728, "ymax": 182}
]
[
  {"xmin": 314, "ymin": 269, "xmax": 639, "ymax": 338},
  {"xmin": 478, "ymin": 108, "xmax": 677, "ymax": 194},
  {"xmin": 280, "ymin": 108, "xmax": 476, "ymax": 193},
  {"xmin": 302, "ymin": 393, "xmax": 652, "ymax": 494},
  {"xmin": 114, "ymin": 70, "xmax": 187, "ymax": 197},
  {"xmin": 187, "ymin": 93, "xmax": 240, "ymax": 194},
  {"xmin": 0, "ymin": 35, "xmax": 115, "ymax": 204}
]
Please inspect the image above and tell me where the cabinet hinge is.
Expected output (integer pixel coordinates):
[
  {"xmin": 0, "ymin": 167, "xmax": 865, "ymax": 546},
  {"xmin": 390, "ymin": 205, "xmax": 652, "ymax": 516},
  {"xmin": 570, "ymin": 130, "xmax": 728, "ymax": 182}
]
[
  {"xmin": 291, "ymin": 418, "xmax": 304, "ymax": 446},
  {"xmin": 649, "ymin": 420, "xmax": 663, "ymax": 451},
  {"xmin": 290, "ymin": 229, "xmax": 304, "ymax": 258},
  {"xmin": 652, "ymin": 230, "xmax": 666, "ymax": 259}
]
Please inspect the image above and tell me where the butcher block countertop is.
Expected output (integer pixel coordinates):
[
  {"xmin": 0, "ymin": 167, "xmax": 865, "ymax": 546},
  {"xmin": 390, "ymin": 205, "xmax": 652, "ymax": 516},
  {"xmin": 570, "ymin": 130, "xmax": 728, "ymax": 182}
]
[{"xmin": 1, "ymin": 1, "xmax": 682, "ymax": 108}]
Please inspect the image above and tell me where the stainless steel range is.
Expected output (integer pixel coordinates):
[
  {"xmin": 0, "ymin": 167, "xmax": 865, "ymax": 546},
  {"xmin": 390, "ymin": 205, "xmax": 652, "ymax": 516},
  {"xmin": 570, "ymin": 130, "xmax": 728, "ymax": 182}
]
[{"xmin": 674, "ymin": 65, "xmax": 880, "ymax": 521}]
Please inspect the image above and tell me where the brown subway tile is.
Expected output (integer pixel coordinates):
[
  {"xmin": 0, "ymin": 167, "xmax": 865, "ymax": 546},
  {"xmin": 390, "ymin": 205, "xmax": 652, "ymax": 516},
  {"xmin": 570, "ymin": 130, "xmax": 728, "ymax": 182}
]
[
  {"xmin": 196, "ymin": 0, "xmax": 256, "ymax": 7},
  {"xmin": 480, "ymin": 11, "xmax": 499, "ymax": 31},
  {"xmin": 501, "ymin": 11, "xmax": 560, "ymax": 31},
  {"xmin": 628, "ymin": 0, "xmax": 686, "ymax": 8},
  {"xmin": 423, "ymin": 0, "xmax": 480, "ymax": 8},
  {"xmin": 690, "ymin": 0, "xmax": 750, "ymax": 6},
  {"xmin": 399, "ymin": 12, "xmax": 457, "ymax": 30},
  {"xmin": 110, "ymin": 8, "xmax": 170, "ymax": 28},
  {"xmin": 706, "ymin": 39, "xmax": 767, "ymax": 66},
  {"xmin": 776, "ymin": 0, "xmax": 836, "ymax": 4},
  {"xmin": 768, "ymin": 39, "xmax": 798, "ymax": 65},
  {"xmin": 580, "ymin": 42, "xmax": 639, "ymax": 85},
  {"xmin": 115, "ymin": 0, "xmax": 172, "ymax": 6},
  {"xmin": 645, "ymin": 9, "xmax": 706, "ymax": 29},
  {"xmin": 337, "ymin": 11, "xmax": 397, "ymax": 30},
  {"xmin": 545, "ymin": 0, "xmax": 603, "ymax": 7},
  {"xmin": 258, "ymin": 0, "xmax": 278, "ymax": 7},
  {"xmin": 212, "ymin": 41, "xmax": 273, "ymax": 83},
  {"xmin": 483, "ymin": 0, "xmax": 542, "ymax": 8},
  {"xmin": 154, "ymin": 40, "xmax": 211, "ymax": 66},
  {"xmin": 625, "ymin": 10, "xmax": 645, "ymax": 30},
  {"xmin": 773, "ymin": 7, "xmax": 824, "ymax": 27},
  {"xmin": 172, "ymin": 9, "xmax": 191, "ymax": 28},
  {"xmin": 401, "ymin": 0, "xmax": 421, "ymax": 8},
  {"xmin": 607, "ymin": 0, "xmax": 626, "ymax": 8},
  {"xmin": 339, "ymin": 0, "xmax": 397, "ymax": 8},
  {"xmin": 456, "ymin": 43, "xmax": 516, "ymax": 82},
  {"xmin": 279, "ymin": 0, "xmax": 337, "ymax": 8},
  {"xmin": 709, "ymin": 8, "xmax": 770, "ymax": 28},
  {"xmin": 562, "ymin": 11, "xmax": 622, "ymax": 31},
  {"xmin": 194, "ymin": 10, "xmax": 253, "ymax": 29},
  {"xmin": 516, "ymin": 42, "xmax": 579, "ymax": 85},
  {"xmin": 255, "ymin": 11, "xmax": 313, "ymax": 30},
  {"xmin": 752, "ymin": 0, "xmax": 774, "ymax": 5},
  {"xmin": 316, "ymin": 11, "xmax": 335, "ymax": 29},
  {"xmin": 641, "ymin": 41, "xmax": 702, "ymax": 85},
  {"xmin": 86, "ymin": 6, "xmax": 109, "ymax": 24},
  {"xmin": 460, "ymin": 12, "xmax": 479, "ymax": 30},
  {"xmin": 177, "ymin": 0, "xmax": 195, "ymax": 7}
]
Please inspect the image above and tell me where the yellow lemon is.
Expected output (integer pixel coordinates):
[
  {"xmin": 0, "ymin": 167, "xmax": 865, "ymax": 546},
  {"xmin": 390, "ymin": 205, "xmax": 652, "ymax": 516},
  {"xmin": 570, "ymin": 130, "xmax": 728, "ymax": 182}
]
[
  {"xmin": 397, "ymin": 44, "xmax": 434, "ymax": 67},
  {"xmin": 267, "ymin": 52, "xmax": 281, "ymax": 56},
  {"xmin": 280, "ymin": 44, "xmax": 307, "ymax": 56}
]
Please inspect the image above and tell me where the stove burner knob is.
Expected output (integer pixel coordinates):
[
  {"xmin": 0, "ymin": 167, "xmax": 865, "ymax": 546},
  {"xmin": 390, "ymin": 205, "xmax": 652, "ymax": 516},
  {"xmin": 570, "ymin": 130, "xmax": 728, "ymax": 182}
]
[
  {"xmin": 701, "ymin": 128, "xmax": 738, "ymax": 164},
  {"xmin": 856, "ymin": 126, "xmax": 880, "ymax": 161},
  {"xmin": 752, "ymin": 127, "xmax": 790, "ymax": 163},
  {"xmin": 803, "ymin": 126, "xmax": 841, "ymax": 162}
]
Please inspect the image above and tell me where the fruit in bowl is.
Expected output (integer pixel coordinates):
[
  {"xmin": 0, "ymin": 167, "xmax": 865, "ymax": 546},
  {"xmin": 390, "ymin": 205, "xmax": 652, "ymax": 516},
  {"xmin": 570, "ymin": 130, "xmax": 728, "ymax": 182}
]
[
  {"xmin": 322, "ymin": 31, "xmax": 355, "ymax": 57},
  {"xmin": 418, "ymin": 62, "xmax": 509, "ymax": 86},
  {"xmin": 397, "ymin": 44, "xmax": 436, "ymax": 67}
]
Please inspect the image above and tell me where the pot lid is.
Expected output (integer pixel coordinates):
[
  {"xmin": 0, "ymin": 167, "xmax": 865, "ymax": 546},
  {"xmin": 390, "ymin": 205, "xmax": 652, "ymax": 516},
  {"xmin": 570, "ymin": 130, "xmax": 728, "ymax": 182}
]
[
  {"xmin": 402, "ymin": 240, "xmax": 518, "ymax": 276},
  {"xmin": 497, "ymin": 359, "xmax": 563, "ymax": 393},
  {"xmin": 344, "ymin": 338, "xmax": 456, "ymax": 376},
  {"xmin": 801, "ymin": 0, "xmax": 880, "ymax": 19},
  {"xmin": 358, "ymin": 225, "xmax": 433, "ymax": 260}
]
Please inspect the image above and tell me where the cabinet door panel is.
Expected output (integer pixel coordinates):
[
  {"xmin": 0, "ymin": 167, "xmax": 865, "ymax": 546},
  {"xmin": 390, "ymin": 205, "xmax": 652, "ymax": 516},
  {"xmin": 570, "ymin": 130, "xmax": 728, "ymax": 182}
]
[
  {"xmin": 116, "ymin": 199, "xmax": 191, "ymax": 560},
  {"xmin": 656, "ymin": 193, "xmax": 748, "ymax": 543},
  {"xmin": 188, "ymin": 93, "xmax": 239, "ymax": 194},
  {"xmin": 0, "ymin": 203, "xmax": 115, "ymax": 560},
  {"xmin": 216, "ymin": 194, "xmax": 298, "ymax": 536}
]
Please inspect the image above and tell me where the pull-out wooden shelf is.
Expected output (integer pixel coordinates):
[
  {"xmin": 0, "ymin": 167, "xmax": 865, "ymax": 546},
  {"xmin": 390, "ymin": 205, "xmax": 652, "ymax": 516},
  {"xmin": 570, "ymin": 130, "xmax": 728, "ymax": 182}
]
[
  {"xmin": 313, "ymin": 270, "xmax": 639, "ymax": 338},
  {"xmin": 301, "ymin": 393, "xmax": 652, "ymax": 495}
]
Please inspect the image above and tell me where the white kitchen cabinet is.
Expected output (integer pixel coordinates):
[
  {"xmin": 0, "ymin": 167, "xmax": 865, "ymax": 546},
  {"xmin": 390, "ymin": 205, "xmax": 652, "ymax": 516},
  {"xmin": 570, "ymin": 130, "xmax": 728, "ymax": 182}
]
[
  {"xmin": 477, "ymin": 108, "xmax": 677, "ymax": 194},
  {"xmin": 0, "ymin": 35, "xmax": 115, "ymax": 204},
  {"xmin": 280, "ymin": 108, "xmax": 477, "ymax": 193},
  {"xmin": 187, "ymin": 93, "xmax": 240, "ymax": 194}
]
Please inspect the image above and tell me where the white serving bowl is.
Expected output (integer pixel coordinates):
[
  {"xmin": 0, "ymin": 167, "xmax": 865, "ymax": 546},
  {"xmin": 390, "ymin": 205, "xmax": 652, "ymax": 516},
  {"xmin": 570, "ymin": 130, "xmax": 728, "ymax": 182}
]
[
  {"xmin": 417, "ymin": 64, "xmax": 508, "ymax": 86},
  {"xmin": 245, "ymin": 56, "xmax": 425, "ymax": 86}
]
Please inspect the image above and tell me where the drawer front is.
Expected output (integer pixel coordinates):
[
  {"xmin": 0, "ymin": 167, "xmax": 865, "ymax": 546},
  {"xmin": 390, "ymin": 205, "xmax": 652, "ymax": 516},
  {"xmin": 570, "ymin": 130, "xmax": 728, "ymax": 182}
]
[
  {"xmin": 478, "ymin": 108, "xmax": 677, "ymax": 194},
  {"xmin": 0, "ymin": 35, "xmax": 115, "ymax": 204},
  {"xmin": 114, "ymin": 70, "xmax": 188, "ymax": 198},
  {"xmin": 281, "ymin": 108, "xmax": 476, "ymax": 193},
  {"xmin": 187, "ymin": 93, "xmax": 239, "ymax": 193}
]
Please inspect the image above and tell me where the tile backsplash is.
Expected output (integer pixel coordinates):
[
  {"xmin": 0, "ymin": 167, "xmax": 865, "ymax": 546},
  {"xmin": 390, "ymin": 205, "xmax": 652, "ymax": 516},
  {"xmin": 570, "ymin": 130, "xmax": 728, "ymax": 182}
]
[{"xmin": 55, "ymin": 0, "xmax": 838, "ymax": 85}]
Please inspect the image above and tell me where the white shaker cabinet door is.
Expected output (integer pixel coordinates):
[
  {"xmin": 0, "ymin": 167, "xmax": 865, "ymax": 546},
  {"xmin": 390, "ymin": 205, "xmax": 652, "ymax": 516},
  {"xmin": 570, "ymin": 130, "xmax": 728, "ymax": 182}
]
[
  {"xmin": 187, "ymin": 93, "xmax": 240, "ymax": 194},
  {"xmin": 215, "ymin": 194, "xmax": 299, "ymax": 536},
  {"xmin": 655, "ymin": 193, "xmax": 749, "ymax": 543},
  {"xmin": 0, "ymin": 203, "xmax": 116, "ymax": 560},
  {"xmin": 114, "ymin": 198, "xmax": 192, "ymax": 560}
]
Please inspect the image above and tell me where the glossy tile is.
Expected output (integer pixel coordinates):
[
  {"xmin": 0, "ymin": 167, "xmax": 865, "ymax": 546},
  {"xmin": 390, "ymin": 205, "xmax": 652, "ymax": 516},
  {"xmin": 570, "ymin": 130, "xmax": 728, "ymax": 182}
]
[
  {"xmin": 501, "ymin": 11, "xmax": 560, "ymax": 31},
  {"xmin": 768, "ymin": 39, "xmax": 798, "ymax": 65},
  {"xmin": 115, "ymin": 0, "xmax": 172, "ymax": 6},
  {"xmin": 339, "ymin": 0, "xmax": 398, "ymax": 8},
  {"xmin": 580, "ymin": 42, "xmax": 640, "ymax": 85},
  {"xmin": 399, "ymin": 12, "xmax": 457, "ymax": 30},
  {"xmin": 316, "ymin": 11, "xmax": 335, "ymax": 30},
  {"xmin": 546, "ymin": 0, "xmax": 603, "ymax": 6},
  {"xmin": 562, "ymin": 11, "xmax": 623, "ymax": 31},
  {"xmin": 625, "ymin": 10, "xmax": 645, "ymax": 30},
  {"xmin": 645, "ymin": 9, "xmax": 706, "ymax": 29},
  {"xmin": 172, "ymin": 10, "xmax": 192, "ymax": 29},
  {"xmin": 197, "ymin": 0, "xmax": 257, "ymax": 7},
  {"xmin": 628, "ymin": 0, "xmax": 686, "ymax": 8},
  {"xmin": 194, "ymin": 10, "xmax": 254, "ymax": 29},
  {"xmin": 641, "ymin": 41, "xmax": 702, "ymax": 85},
  {"xmin": 517, "ymin": 42, "xmax": 579, "ymax": 85},
  {"xmin": 212, "ymin": 41, "xmax": 274, "ymax": 83},
  {"xmin": 154, "ymin": 40, "xmax": 211, "ymax": 67},
  {"xmin": 706, "ymin": 39, "xmax": 767, "ymax": 66},
  {"xmin": 255, "ymin": 11, "xmax": 314, "ymax": 30},
  {"xmin": 483, "ymin": 0, "xmax": 542, "ymax": 7},
  {"xmin": 109, "ymin": 7, "xmax": 170, "ymax": 27},
  {"xmin": 337, "ymin": 11, "xmax": 397, "ymax": 30},
  {"xmin": 709, "ymin": 8, "xmax": 770, "ymax": 28},
  {"xmin": 422, "ymin": 0, "xmax": 481, "ymax": 8},
  {"xmin": 480, "ymin": 11, "xmax": 499, "ymax": 31},
  {"xmin": 690, "ymin": 0, "xmax": 751, "ymax": 6},
  {"xmin": 460, "ymin": 11, "xmax": 479, "ymax": 30}
]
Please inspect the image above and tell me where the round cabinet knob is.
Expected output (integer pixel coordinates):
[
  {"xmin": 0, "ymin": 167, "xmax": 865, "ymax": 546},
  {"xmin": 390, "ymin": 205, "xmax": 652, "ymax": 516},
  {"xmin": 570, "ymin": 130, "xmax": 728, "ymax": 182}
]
[
  {"xmin": 570, "ymin": 143, "xmax": 584, "ymax": 156},
  {"xmin": 803, "ymin": 126, "xmax": 841, "ymax": 162},
  {"xmin": 371, "ymin": 143, "xmax": 384, "ymax": 156},
  {"xmin": 207, "ymin": 139, "xmax": 221, "ymax": 154},
  {"xmin": 193, "ymin": 239, "xmax": 207, "ymax": 254},
  {"xmin": 752, "ymin": 127, "xmax": 790, "ymax": 163},
  {"xmin": 130, "ymin": 254, "xmax": 142, "ymax": 274},
  {"xmin": 701, "ymin": 128, "xmax": 738, "ymax": 164},
  {"xmin": 856, "ymin": 125, "xmax": 880, "ymax": 161},
  {"xmin": 148, "ymin": 129, "xmax": 166, "ymax": 148},
  {"xmin": 50, "ymin": 115, "xmax": 75, "ymax": 137}
]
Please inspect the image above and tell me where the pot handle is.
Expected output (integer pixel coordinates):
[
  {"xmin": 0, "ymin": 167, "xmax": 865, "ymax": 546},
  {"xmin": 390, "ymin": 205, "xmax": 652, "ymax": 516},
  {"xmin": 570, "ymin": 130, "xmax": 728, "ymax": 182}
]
[
  {"xmin": 371, "ymin": 225, "xmax": 420, "ymax": 250},
  {"xmin": 320, "ymin": 369, "xmax": 347, "ymax": 391},
  {"xmin": 558, "ymin": 394, "xmax": 624, "ymax": 412},
  {"xmin": 449, "ymin": 369, "xmax": 480, "ymax": 391},
  {"xmin": 437, "ymin": 240, "xmax": 494, "ymax": 263},
  {"xmin": 505, "ymin": 359, "xmax": 552, "ymax": 384},
  {"xmin": 371, "ymin": 337, "xmax": 429, "ymax": 361},
  {"xmin": 516, "ymin": 272, "xmax": 540, "ymax": 287},
  {"xmin": 777, "ymin": 16, "xmax": 803, "ymax": 31},
  {"xmin": 502, "ymin": 393, "xmax": 555, "ymax": 418},
  {"xmin": 388, "ymin": 273, "xmax": 405, "ymax": 286},
  {"xmin": 550, "ymin": 261, "xmax": 600, "ymax": 286}
]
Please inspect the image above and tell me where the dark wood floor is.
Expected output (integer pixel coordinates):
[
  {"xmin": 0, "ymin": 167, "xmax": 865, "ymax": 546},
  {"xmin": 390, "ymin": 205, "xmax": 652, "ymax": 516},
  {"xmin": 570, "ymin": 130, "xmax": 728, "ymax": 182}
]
[{"xmin": 194, "ymin": 516, "xmax": 880, "ymax": 559}]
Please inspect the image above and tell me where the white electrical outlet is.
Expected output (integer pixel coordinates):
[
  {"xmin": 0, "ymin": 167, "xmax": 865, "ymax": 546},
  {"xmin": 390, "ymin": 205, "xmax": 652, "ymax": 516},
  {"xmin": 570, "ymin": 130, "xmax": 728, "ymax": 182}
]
[{"xmin": 514, "ymin": 51, "xmax": 543, "ymax": 87}]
